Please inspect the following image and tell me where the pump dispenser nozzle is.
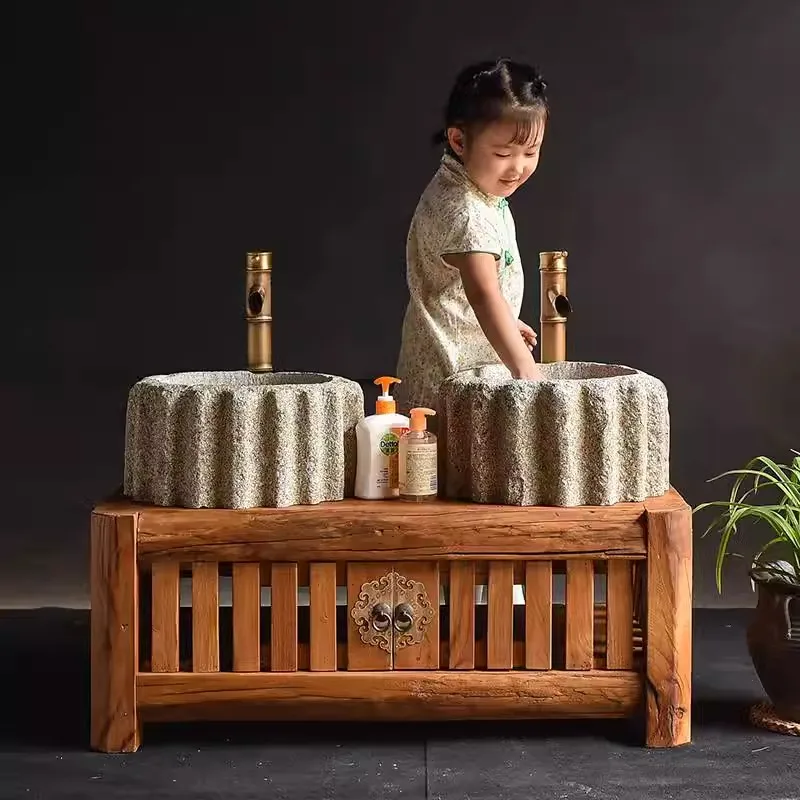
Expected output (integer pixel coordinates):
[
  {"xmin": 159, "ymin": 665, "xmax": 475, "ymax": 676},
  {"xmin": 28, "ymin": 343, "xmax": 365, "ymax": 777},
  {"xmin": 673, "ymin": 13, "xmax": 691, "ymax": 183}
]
[
  {"xmin": 409, "ymin": 407, "xmax": 436, "ymax": 431},
  {"xmin": 374, "ymin": 376, "xmax": 401, "ymax": 414}
]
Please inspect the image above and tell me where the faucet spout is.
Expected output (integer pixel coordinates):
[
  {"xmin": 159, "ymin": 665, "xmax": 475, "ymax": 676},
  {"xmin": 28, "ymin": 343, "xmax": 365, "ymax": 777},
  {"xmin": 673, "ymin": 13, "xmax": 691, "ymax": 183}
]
[
  {"xmin": 538, "ymin": 250, "xmax": 570, "ymax": 363},
  {"xmin": 547, "ymin": 287, "xmax": 572, "ymax": 317}
]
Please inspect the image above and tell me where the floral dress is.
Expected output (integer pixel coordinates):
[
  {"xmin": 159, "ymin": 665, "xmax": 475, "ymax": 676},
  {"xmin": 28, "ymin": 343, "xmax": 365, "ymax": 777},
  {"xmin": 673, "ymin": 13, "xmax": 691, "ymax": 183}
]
[{"xmin": 395, "ymin": 152, "xmax": 524, "ymax": 414}]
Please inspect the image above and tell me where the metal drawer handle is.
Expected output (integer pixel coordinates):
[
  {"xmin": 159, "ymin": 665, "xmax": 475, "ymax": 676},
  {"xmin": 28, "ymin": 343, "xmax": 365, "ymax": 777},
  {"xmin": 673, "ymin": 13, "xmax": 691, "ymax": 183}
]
[
  {"xmin": 371, "ymin": 602, "xmax": 392, "ymax": 632},
  {"xmin": 393, "ymin": 602, "xmax": 414, "ymax": 633}
]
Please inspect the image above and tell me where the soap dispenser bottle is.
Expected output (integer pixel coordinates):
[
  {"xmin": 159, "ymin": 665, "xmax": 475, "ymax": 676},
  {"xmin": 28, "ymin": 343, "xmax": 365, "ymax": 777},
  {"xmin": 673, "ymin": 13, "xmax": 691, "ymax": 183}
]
[
  {"xmin": 398, "ymin": 407, "xmax": 437, "ymax": 502},
  {"xmin": 355, "ymin": 376, "xmax": 410, "ymax": 500}
]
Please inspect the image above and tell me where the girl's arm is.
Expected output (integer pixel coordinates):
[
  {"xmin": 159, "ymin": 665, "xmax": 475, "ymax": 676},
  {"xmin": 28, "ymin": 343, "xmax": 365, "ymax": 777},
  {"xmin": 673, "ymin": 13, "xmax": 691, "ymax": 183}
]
[{"xmin": 444, "ymin": 252, "xmax": 542, "ymax": 380}]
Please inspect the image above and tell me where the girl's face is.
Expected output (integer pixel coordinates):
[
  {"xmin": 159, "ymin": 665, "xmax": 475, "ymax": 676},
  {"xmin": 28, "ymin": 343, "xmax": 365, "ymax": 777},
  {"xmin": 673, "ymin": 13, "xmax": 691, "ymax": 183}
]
[{"xmin": 447, "ymin": 117, "xmax": 545, "ymax": 198}]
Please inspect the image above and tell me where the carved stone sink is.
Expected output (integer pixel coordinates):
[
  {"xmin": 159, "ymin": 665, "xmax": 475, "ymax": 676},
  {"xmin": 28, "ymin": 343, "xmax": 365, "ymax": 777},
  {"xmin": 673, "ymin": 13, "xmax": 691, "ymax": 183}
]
[
  {"xmin": 123, "ymin": 371, "xmax": 364, "ymax": 509},
  {"xmin": 439, "ymin": 362, "xmax": 669, "ymax": 507}
]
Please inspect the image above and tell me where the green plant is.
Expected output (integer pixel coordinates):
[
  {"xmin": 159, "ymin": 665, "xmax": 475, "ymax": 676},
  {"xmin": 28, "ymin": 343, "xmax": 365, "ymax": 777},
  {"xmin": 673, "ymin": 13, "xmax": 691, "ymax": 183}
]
[{"xmin": 694, "ymin": 451, "xmax": 800, "ymax": 593}]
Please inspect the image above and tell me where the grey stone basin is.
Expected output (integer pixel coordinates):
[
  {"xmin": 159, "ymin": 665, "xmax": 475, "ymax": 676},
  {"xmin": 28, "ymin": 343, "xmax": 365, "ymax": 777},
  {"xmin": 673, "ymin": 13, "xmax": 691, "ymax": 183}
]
[
  {"xmin": 439, "ymin": 361, "xmax": 669, "ymax": 507},
  {"xmin": 123, "ymin": 371, "xmax": 364, "ymax": 509}
]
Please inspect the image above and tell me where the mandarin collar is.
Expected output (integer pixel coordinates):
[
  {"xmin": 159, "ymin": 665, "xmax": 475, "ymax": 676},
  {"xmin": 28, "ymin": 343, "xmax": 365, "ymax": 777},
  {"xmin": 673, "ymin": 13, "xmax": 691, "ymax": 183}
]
[{"xmin": 440, "ymin": 151, "xmax": 508, "ymax": 209}]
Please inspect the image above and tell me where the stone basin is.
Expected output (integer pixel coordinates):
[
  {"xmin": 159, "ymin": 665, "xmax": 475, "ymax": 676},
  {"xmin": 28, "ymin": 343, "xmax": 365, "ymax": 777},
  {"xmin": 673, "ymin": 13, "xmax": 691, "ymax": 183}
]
[
  {"xmin": 123, "ymin": 371, "xmax": 364, "ymax": 509},
  {"xmin": 439, "ymin": 361, "xmax": 669, "ymax": 507}
]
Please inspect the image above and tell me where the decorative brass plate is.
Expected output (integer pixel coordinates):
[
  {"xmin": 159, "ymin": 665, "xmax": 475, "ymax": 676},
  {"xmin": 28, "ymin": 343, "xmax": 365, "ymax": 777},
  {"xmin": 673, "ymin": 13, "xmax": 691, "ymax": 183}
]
[
  {"xmin": 350, "ymin": 571, "xmax": 436, "ymax": 653},
  {"xmin": 350, "ymin": 574, "xmax": 393, "ymax": 652},
  {"xmin": 393, "ymin": 572, "xmax": 436, "ymax": 651}
]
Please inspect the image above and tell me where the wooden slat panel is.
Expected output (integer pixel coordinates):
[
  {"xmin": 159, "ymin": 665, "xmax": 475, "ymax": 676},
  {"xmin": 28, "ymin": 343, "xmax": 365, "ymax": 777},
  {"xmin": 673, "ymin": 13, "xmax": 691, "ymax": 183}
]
[
  {"xmin": 347, "ymin": 563, "xmax": 393, "ymax": 671},
  {"xmin": 192, "ymin": 562, "xmax": 219, "ymax": 673},
  {"xmin": 438, "ymin": 610, "xmax": 646, "ymax": 672},
  {"xmin": 607, "ymin": 560, "xmax": 634, "ymax": 669},
  {"xmin": 140, "ymin": 617, "xmax": 645, "ymax": 676},
  {"xmin": 151, "ymin": 561, "xmax": 180, "ymax": 673},
  {"xmin": 487, "ymin": 562, "xmax": 514, "ymax": 669},
  {"xmin": 393, "ymin": 562, "xmax": 440, "ymax": 670},
  {"xmin": 259, "ymin": 562, "xmax": 347, "ymax": 588},
  {"xmin": 270, "ymin": 563, "xmax": 298, "ymax": 672},
  {"xmin": 309, "ymin": 563, "xmax": 337, "ymax": 671},
  {"xmin": 232, "ymin": 562, "xmax": 261, "ymax": 672},
  {"xmin": 438, "ymin": 559, "xmax": 622, "ymax": 587},
  {"xmin": 566, "ymin": 560, "xmax": 594, "ymax": 670},
  {"xmin": 525, "ymin": 561, "xmax": 552, "ymax": 670},
  {"xmin": 448, "ymin": 561, "xmax": 475, "ymax": 669},
  {"xmin": 632, "ymin": 560, "xmax": 645, "ymax": 624},
  {"xmin": 160, "ymin": 559, "xmax": 626, "ymax": 584}
]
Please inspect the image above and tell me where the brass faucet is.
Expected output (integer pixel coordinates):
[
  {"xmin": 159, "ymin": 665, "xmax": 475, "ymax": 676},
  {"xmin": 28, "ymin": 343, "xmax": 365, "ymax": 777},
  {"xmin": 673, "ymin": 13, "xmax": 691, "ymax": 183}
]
[
  {"xmin": 245, "ymin": 251, "xmax": 272, "ymax": 372},
  {"xmin": 538, "ymin": 250, "xmax": 572, "ymax": 363}
]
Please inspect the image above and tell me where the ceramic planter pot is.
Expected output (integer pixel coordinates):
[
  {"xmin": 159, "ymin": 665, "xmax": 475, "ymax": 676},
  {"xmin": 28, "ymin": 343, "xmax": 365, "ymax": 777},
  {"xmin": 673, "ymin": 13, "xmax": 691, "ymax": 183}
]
[{"xmin": 746, "ymin": 574, "xmax": 800, "ymax": 721}]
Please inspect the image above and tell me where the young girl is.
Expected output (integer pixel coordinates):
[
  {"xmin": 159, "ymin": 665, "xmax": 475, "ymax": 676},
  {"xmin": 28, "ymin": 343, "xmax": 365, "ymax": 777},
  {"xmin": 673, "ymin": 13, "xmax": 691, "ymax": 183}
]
[{"xmin": 395, "ymin": 57, "xmax": 548, "ymax": 417}]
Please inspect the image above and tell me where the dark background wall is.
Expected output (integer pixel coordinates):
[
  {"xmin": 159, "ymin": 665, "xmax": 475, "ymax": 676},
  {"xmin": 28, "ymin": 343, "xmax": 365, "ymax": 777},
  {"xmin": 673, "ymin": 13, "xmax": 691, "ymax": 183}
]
[{"xmin": 4, "ymin": 1, "xmax": 799, "ymax": 608}]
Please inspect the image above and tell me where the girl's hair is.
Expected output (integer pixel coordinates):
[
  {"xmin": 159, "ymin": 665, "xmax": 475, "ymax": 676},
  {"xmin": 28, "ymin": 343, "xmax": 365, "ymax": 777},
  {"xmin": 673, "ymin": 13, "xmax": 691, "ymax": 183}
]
[{"xmin": 432, "ymin": 58, "xmax": 549, "ymax": 149}]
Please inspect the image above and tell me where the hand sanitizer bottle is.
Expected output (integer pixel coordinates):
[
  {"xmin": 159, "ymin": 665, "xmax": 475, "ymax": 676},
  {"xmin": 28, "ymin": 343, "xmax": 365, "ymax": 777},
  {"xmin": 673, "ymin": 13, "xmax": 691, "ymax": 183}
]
[
  {"xmin": 355, "ymin": 376, "xmax": 410, "ymax": 499},
  {"xmin": 398, "ymin": 407, "xmax": 437, "ymax": 502}
]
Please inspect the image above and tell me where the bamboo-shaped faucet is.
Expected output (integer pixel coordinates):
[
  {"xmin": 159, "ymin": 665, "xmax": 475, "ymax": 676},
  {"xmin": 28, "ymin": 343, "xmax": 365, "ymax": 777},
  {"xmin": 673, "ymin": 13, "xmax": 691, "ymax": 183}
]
[
  {"xmin": 539, "ymin": 250, "xmax": 572, "ymax": 363},
  {"xmin": 245, "ymin": 251, "xmax": 273, "ymax": 372}
]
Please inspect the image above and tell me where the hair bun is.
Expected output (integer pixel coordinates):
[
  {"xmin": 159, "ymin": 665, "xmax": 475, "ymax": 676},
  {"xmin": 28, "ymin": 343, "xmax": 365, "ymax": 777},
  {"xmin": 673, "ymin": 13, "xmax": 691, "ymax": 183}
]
[{"xmin": 508, "ymin": 59, "xmax": 547, "ymax": 95}]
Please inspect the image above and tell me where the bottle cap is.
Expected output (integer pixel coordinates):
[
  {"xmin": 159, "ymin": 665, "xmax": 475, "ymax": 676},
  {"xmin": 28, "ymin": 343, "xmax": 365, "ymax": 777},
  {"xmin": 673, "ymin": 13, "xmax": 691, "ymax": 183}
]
[
  {"xmin": 409, "ymin": 407, "xmax": 436, "ymax": 431},
  {"xmin": 374, "ymin": 376, "xmax": 401, "ymax": 414}
]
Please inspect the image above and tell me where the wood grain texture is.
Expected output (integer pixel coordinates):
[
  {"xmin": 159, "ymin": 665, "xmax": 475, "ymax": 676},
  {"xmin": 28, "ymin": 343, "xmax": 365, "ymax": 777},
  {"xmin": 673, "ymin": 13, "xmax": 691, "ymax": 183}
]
[
  {"xmin": 525, "ymin": 561, "xmax": 552, "ymax": 669},
  {"xmin": 270, "ymin": 563, "xmax": 298, "ymax": 672},
  {"xmin": 448, "ymin": 561, "xmax": 475, "ymax": 669},
  {"xmin": 632, "ymin": 560, "xmax": 646, "ymax": 629},
  {"xmin": 566, "ymin": 560, "xmax": 594, "ymax": 670},
  {"xmin": 140, "ymin": 610, "xmax": 646, "ymax": 675},
  {"xmin": 347, "ymin": 563, "xmax": 392, "ymax": 671},
  {"xmin": 645, "ymin": 500, "xmax": 692, "ymax": 747},
  {"xmin": 487, "ymin": 562, "xmax": 514, "ymax": 669},
  {"xmin": 133, "ymin": 494, "xmax": 653, "ymax": 562},
  {"xmin": 393, "ymin": 561, "xmax": 440, "ymax": 670},
  {"xmin": 90, "ymin": 512, "xmax": 140, "ymax": 753},
  {"xmin": 138, "ymin": 670, "xmax": 642, "ymax": 721},
  {"xmin": 91, "ymin": 487, "xmax": 691, "ymax": 749},
  {"xmin": 151, "ymin": 561, "xmax": 180, "ymax": 673},
  {"xmin": 232, "ymin": 563, "xmax": 261, "ymax": 672},
  {"xmin": 309, "ymin": 563, "xmax": 337, "ymax": 671},
  {"xmin": 607, "ymin": 559, "xmax": 634, "ymax": 669},
  {"xmin": 251, "ymin": 559, "xmax": 637, "ymax": 589},
  {"xmin": 192, "ymin": 562, "xmax": 219, "ymax": 673}
]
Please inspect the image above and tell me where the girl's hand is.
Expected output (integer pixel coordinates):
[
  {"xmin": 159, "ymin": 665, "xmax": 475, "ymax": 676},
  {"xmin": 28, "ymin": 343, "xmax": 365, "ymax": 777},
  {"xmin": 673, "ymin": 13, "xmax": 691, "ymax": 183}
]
[
  {"xmin": 517, "ymin": 319, "xmax": 538, "ymax": 351},
  {"xmin": 447, "ymin": 251, "xmax": 542, "ymax": 380}
]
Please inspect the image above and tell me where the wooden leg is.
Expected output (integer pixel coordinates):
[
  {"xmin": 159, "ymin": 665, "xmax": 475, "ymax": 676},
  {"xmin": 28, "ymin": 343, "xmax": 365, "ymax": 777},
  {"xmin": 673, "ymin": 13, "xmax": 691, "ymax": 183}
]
[
  {"xmin": 90, "ymin": 511, "xmax": 140, "ymax": 752},
  {"xmin": 644, "ymin": 498, "xmax": 692, "ymax": 747}
]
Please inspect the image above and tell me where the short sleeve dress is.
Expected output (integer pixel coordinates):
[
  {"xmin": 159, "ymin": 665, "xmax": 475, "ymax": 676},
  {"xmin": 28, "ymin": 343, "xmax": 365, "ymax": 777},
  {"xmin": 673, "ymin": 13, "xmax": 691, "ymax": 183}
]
[{"xmin": 394, "ymin": 152, "xmax": 525, "ymax": 414}]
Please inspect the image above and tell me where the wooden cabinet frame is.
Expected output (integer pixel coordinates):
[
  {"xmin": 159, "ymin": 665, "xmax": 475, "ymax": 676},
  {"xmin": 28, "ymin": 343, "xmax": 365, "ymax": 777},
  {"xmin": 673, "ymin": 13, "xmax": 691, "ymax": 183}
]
[{"xmin": 90, "ymin": 489, "xmax": 691, "ymax": 752}]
